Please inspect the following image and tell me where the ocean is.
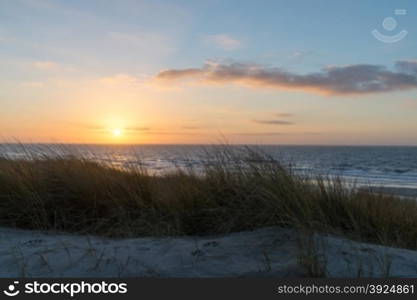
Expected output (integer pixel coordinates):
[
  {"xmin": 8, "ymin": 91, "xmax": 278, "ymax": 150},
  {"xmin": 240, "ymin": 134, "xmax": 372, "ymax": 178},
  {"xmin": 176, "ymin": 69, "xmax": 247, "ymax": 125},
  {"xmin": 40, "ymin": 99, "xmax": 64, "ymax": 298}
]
[{"xmin": 1, "ymin": 144, "xmax": 417, "ymax": 192}]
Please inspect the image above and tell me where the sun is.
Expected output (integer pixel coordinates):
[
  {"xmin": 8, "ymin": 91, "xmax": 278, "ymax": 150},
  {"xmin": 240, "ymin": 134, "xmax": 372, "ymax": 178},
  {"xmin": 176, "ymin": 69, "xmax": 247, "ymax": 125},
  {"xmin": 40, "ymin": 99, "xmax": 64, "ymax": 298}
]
[{"xmin": 112, "ymin": 128, "xmax": 122, "ymax": 137}]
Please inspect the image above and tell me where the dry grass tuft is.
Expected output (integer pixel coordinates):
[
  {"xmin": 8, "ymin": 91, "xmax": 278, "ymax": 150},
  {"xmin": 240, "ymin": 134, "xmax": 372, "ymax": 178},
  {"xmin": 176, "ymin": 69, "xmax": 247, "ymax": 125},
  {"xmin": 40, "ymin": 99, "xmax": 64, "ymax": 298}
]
[{"xmin": 0, "ymin": 145, "xmax": 417, "ymax": 251}]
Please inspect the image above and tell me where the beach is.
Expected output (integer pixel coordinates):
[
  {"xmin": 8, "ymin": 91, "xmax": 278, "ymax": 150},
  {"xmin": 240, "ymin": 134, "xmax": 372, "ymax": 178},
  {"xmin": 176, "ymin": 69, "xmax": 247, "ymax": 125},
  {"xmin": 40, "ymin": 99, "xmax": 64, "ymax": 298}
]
[
  {"xmin": 0, "ymin": 145, "xmax": 417, "ymax": 278},
  {"xmin": 2, "ymin": 226, "xmax": 417, "ymax": 278}
]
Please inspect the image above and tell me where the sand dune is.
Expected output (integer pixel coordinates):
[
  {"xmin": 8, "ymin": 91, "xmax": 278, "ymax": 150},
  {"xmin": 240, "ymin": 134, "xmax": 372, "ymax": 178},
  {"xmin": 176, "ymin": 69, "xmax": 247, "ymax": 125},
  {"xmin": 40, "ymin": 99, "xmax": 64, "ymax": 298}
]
[{"xmin": 1, "ymin": 227, "xmax": 417, "ymax": 278}]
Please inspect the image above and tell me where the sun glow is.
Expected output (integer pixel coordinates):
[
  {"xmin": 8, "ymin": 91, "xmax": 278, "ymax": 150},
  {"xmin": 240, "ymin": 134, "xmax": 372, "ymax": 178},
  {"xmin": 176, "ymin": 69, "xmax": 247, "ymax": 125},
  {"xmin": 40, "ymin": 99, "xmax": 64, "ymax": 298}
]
[{"xmin": 112, "ymin": 128, "xmax": 122, "ymax": 137}]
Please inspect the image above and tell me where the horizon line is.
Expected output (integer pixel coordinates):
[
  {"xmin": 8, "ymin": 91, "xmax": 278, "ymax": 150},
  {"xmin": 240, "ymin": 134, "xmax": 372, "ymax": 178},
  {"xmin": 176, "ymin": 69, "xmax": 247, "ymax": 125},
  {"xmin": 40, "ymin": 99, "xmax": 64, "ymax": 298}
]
[{"xmin": 1, "ymin": 142, "xmax": 417, "ymax": 147}]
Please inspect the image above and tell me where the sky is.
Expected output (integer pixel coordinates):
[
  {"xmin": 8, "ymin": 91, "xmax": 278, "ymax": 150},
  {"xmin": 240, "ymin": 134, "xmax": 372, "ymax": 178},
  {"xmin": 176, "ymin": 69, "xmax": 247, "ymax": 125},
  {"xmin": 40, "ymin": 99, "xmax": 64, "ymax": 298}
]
[{"xmin": 0, "ymin": 0, "xmax": 417, "ymax": 145}]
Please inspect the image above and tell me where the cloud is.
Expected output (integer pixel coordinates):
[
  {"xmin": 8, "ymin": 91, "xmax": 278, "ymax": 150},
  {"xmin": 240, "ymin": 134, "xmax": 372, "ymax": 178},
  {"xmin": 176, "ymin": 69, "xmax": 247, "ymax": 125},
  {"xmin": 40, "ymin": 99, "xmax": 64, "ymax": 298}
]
[
  {"xmin": 125, "ymin": 127, "xmax": 151, "ymax": 132},
  {"xmin": 155, "ymin": 60, "xmax": 417, "ymax": 95},
  {"xmin": 288, "ymin": 51, "xmax": 314, "ymax": 60},
  {"xmin": 233, "ymin": 132, "xmax": 283, "ymax": 136},
  {"xmin": 396, "ymin": 59, "xmax": 417, "ymax": 74},
  {"xmin": 234, "ymin": 131, "xmax": 324, "ymax": 136},
  {"xmin": 156, "ymin": 68, "xmax": 203, "ymax": 80},
  {"xmin": 252, "ymin": 112, "xmax": 294, "ymax": 125},
  {"xmin": 73, "ymin": 123, "xmax": 151, "ymax": 132},
  {"xmin": 252, "ymin": 119, "xmax": 294, "ymax": 125},
  {"xmin": 181, "ymin": 126, "xmax": 201, "ymax": 130},
  {"xmin": 275, "ymin": 113, "xmax": 293, "ymax": 117},
  {"xmin": 203, "ymin": 34, "xmax": 243, "ymax": 51},
  {"xmin": 149, "ymin": 131, "xmax": 201, "ymax": 136}
]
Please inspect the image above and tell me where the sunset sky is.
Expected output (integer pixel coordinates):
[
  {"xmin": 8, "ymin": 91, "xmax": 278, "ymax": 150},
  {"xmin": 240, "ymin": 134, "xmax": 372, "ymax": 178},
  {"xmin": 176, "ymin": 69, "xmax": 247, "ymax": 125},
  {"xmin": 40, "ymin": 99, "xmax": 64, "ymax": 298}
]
[{"xmin": 1, "ymin": 0, "xmax": 417, "ymax": 145}]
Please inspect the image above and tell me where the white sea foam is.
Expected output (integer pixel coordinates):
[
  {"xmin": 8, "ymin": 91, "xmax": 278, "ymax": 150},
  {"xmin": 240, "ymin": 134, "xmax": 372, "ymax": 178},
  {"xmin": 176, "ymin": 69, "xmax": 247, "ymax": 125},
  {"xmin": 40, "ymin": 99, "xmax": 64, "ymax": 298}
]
[{"xmin": 1, "ymin": 144, "xmax": 417, "ymax": 190}]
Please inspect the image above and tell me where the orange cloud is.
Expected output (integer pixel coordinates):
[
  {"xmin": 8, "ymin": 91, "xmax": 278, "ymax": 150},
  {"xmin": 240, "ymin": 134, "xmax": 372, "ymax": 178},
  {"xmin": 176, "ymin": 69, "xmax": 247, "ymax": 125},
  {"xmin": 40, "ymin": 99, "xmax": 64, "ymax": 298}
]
[{"xmin": 252, "ymin": 119, "xmax": 294, "ymax": 125}]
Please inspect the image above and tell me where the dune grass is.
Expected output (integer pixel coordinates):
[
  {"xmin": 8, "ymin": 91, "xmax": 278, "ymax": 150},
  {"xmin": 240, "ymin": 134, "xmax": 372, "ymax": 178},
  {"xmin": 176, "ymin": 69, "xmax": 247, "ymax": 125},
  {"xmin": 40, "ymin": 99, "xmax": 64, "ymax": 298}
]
[{"xmin": 0, "ymin": 145, "xmax": 416, "ymax": 251}]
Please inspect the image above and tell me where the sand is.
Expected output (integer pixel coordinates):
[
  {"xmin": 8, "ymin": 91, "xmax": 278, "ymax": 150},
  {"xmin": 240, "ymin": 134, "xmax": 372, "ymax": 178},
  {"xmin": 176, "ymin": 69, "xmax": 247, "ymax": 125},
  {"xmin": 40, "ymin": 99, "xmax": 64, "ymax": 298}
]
[{"xmin": 1, "ymin": 226, "xmax": 417, "ymax": 278}]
